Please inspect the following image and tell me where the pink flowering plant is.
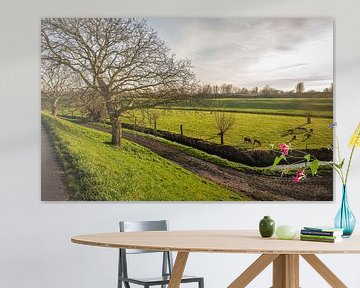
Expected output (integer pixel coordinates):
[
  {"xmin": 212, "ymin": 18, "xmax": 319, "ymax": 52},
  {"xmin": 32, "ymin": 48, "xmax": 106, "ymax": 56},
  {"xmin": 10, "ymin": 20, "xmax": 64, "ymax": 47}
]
[
  {"xmin": 293, "ymin": 169, "xmax": 306, "ymax": 183},
  {"xmin": 272, "ymin": 142, "xmax": 319, "ymax": 183},
  {"xmin": 273, "ymin": 122, "xmax": 360, "ymax": 184},
  {"xmin": 280, "ymin": 143, "xmax": 289, "ymax": 156}
]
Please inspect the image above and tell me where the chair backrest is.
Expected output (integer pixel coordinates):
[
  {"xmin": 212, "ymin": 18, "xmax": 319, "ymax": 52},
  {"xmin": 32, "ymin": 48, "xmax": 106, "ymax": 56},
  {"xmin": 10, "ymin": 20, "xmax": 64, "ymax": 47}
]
[
  {"xmin": 118, "ymin": 220, "xmax": 174, "ymax": 282},
  {"xmin": 119, "ymin": 220, "xmax": 169, "ymax": 254}
]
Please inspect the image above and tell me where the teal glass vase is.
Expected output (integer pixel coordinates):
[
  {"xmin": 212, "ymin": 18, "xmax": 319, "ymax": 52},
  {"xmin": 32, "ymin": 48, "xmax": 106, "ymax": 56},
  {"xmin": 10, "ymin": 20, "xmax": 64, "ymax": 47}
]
[{"xmin": 334, "ymin": 185, "xmax": 356, "ymax": 237}]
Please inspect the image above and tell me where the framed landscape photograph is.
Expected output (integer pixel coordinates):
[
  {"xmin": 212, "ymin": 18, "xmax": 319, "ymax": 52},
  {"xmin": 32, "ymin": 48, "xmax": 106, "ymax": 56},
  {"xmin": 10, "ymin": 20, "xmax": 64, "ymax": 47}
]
[{"xmin": 41, "ymin": 18, "xmax": 334, "ymax": 201}]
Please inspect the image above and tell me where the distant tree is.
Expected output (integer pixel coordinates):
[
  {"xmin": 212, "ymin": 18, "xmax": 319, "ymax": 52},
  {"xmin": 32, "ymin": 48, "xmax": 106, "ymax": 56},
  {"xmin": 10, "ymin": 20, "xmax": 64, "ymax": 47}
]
[
  {"xmin": 214, "ymin": 112, "xmax": 235, "ymax": 145},
  {"xmin": 220, "ymin": 83, "xmax": 234, "ymax": 94},
  {"xmin": 295, "ymin": 82, "xmax": 305, "ymax": 93},
  {"xmin": 41, "ymin": 18, "xmax": 196, "ymax": 146},
  {"xmin": 201, "ymin": 84, "xmax": 213, "ymax": 95},
  {"xmin": 240, "ymin": 87, "xmax": 249, "ymax": 94},
  {"xmin": 75, "ymin": 88, "xmax": 108, "ymax": 122},
  {"xmin": 41, "ymin": 62, "xmax": 76, "ymax": 117},
  {"xmin": 323, "ymin": 83, "xmax": 333, "ymax": 93},
  {"xmin": 85, "ymin": 99, "xmax": 107, "ymax": 122},
  {"xmin": 212, "ymin": 85, "xmax": 219, "ymax": 94},
  {"xmin": 146, "ymin": 110, "xmax": 161, "ymax": 130},
  {"xmin": 125, "ymin": 110, "xmax": 143, "ymax": 126},
  {"xmin": 261, "ymin": 84, "xmax": 272, "ymax": 94},
  {"xmin": 252, "ymin": 87, "xmax": 259, "ymax": 94}
]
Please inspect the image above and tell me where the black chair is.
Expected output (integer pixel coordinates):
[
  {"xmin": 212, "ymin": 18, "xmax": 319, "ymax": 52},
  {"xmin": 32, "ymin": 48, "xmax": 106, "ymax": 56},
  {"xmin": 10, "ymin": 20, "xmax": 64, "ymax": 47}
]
[{"xmin": 118, "ymin": 220, "xmax": 204, "ymax": 288}]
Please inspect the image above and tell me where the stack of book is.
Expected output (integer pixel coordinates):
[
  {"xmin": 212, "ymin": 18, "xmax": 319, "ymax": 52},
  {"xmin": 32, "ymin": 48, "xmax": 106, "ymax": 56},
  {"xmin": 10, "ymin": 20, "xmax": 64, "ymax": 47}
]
[{"xmin": 300, "ymin": 226, "xmax": 344, "ymax": 243}]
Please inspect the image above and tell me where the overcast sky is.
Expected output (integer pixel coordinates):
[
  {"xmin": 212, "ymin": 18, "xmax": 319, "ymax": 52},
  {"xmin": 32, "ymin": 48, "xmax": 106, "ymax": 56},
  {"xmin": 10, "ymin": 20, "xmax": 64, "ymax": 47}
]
[{"xmin": 147, "ymin": 18, "xmax": 333, "ymax": 91}]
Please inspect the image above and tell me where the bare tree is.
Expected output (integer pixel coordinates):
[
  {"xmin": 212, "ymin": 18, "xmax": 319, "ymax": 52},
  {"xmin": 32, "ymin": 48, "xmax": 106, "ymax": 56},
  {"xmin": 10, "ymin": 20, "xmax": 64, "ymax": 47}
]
[
  {"xmin": 41, "ymin": 18, "xmax": 196, "ymax": 146},
  {"xmin": 124, "ymin": 110, "xmax": 139, "ymax": 126},
  {"xmin": 323, "ymin": 83, "xmax": 333, "ymax": 93},
  {"xmin": 41, "ymin": 63, "xmax": 76, "ymax": 117},
  {"xmin": 74, "ymin": 88, "xmax": 108, "ymax": 122},
  {"xmin": 220, "ymin": 83, "xmax": 233, "ymax": 94},
  {"xmin": 146, "ymin": 110, "xmax": 161, "ymax": 130},
  {"xmin": 214, "ymin": 112, "xmax": 235, "ymax": 145},
  {"xmin": 261, "ymin": 84, "xmax": 272, "ymax": 94},
  {"xmin": 295, "ymin": 82, "xmax": 305, "ymax": 93}
]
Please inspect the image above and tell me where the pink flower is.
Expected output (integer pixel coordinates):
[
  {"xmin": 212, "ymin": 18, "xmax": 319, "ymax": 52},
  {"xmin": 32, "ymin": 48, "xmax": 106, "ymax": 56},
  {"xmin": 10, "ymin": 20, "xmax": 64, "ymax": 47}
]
[
  {"xmin": 293, "ymin": 170, "xmax": 306, "ymax": 183},
  {"xmin": 280, "ymin": 143, "xmax": 289, "ymax": 156}
]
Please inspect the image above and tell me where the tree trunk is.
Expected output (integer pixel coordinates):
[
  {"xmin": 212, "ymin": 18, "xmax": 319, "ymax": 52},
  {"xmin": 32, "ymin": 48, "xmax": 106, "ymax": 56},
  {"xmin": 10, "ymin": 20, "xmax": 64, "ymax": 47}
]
[
  {"xmin": 51, "ymin": 104, "xmax": 58, "ymax": 117},
  {"xmin": 111, "ymin": 115, "xmax": 122, "ymax": 146},
  {"xmin": 96, "ymin": 77, "xmax": 122, "ymax": 146},
  {"xmin": 307, "ymin": 117, "xmax": 312, "ymax": 124},
  {"xmin": 220, "ymin": 132, "xmax": 224, "ymax": 145}
]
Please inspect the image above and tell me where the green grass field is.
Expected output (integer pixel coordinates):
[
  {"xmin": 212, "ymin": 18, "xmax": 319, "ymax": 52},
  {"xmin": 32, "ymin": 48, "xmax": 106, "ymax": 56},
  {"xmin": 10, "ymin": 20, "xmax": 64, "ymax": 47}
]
[
  {"xmin": 167, "ymin": 97, "xmax": 333, "ymax": 118},
  {"xmin": 42, "ymin": 113, "xmax": 248, "ymax": 201},
  {"xmin": 125, "ymin": 109, "xmax": 333, "ymax": 149}
]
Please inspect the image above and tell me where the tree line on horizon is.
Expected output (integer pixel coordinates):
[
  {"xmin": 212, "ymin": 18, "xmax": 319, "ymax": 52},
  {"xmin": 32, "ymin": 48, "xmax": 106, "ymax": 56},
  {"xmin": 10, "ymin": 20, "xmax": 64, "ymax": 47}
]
[{"xmin": 198, "ymin": 82, "xmax": 333, "ymax": 95}]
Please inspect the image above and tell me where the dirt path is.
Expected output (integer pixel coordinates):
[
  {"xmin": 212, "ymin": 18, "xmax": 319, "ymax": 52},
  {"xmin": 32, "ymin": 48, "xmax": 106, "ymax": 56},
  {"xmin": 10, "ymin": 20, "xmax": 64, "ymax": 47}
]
[
  {"xmin": 41, "ymin": 125, "xmax": 69, "ymax": 201},
  {"xmin": 82, "ymin": 122, "xmax": 333, "ymax": 201}
]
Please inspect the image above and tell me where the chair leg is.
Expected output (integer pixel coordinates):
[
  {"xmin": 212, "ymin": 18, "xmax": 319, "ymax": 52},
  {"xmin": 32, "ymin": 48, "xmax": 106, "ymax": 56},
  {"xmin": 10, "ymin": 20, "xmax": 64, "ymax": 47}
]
[{"xmin": 198, "ymin": 278, "xmax": 204, "ymax": 288}]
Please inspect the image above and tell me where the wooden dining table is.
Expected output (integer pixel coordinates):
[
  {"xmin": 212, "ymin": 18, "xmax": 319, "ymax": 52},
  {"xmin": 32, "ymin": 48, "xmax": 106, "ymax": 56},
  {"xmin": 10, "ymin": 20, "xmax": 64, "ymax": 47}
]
[{"xmin": 71, "ymin": 230, "xmax": 360, "ymax": 288}]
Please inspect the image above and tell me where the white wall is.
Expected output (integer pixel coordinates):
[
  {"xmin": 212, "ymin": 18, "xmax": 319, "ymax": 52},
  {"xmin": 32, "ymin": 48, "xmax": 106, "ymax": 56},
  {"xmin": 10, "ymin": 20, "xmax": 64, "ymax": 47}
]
[{"xmin": 1, "ymin": 0, "xmax": 360, "ymax": 287}]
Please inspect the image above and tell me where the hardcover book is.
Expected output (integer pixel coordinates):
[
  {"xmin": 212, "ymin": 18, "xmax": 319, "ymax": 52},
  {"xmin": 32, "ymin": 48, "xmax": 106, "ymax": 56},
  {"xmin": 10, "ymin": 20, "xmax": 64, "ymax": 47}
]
[
  {"xmin": 300, "ymin": 236, "xmax": 342, "ymax": 243},
  {"xmin": 301, "ymin": 229, "xmax": 343, "ymax": 237}
]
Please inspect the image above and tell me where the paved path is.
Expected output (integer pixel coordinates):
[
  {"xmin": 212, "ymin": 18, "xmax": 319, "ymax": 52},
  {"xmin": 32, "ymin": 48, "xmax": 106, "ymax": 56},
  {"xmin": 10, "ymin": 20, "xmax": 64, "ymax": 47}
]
[{"xmin": 41, "ymin": 125, "xmax": 69, "ymax": 201}]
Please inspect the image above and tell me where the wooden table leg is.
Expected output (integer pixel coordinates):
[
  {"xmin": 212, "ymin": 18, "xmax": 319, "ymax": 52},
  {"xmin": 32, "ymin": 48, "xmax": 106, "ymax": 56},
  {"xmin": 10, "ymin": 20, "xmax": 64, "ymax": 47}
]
[
  {"xmin": 168, "ymin": 252, "xmax": 189, "ymax": 288},
  {"xmin": 301, "ymin": 254, "xmax": 347, "ymax": 288},
  {"xmin": 272, "ymin": 254, "xmax": 299, "ymax": 288},
  {"xmin": 228, "ymin": 254, "xmax": 279, "ymax": 288}
]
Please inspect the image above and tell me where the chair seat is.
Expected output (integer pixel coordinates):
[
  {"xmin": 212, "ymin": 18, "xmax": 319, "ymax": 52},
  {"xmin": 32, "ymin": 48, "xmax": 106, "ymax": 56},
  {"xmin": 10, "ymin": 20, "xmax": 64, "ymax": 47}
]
[{"xmin": 119, "ymin": 274, "xmax": 202, "ymax": 286}]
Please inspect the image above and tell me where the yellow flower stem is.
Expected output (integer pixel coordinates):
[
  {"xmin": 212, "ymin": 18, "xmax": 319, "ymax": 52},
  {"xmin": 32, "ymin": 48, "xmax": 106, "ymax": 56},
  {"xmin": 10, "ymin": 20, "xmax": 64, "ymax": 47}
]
[
  {"xmin": 345, "ymin": 145, "xmax": 356, "ymax": 186},
  {"xmin": 336, "ymin": 135, "xmax": 345, "ymax": 184},
  {"xmin": 333, "ymin": 165, "xmax": 344, "ymax": 180},
  {"xmin": 345, "ymin": 130, "xmax": 360, "ymax": 185}
]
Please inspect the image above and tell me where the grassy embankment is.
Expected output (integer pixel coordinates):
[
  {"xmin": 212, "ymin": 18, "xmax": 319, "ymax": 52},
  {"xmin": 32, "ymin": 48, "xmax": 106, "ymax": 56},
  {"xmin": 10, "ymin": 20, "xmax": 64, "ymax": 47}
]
[
  {"xmin": 42, "ymin": 113, "xmax": 248, "ymax": 201},
  {"xmin": 124, "ymin": 109, "xmax": 333, "ymax": 149}
]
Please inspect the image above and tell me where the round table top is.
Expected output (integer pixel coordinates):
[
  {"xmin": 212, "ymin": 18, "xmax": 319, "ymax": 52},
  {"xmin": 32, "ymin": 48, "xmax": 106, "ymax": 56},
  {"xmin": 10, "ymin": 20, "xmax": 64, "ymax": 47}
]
[{"xmin": 71, "ymin": 230, "xmax": 360, "ymax": 254}]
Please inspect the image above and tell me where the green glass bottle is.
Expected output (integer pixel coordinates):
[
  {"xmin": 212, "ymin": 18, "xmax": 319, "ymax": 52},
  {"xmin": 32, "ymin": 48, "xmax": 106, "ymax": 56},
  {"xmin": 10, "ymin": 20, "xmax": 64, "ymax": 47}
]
[{"xmin": 259, "ymin": 216, "xmax": 275, "ymax": 238}]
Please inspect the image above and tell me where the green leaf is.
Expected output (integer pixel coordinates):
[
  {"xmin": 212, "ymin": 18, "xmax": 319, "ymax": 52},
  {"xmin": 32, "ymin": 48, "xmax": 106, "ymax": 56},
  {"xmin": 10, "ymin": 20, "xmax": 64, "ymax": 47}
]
[
  {"xmin": 272, "ymin": 155, "xmax": 285, "ymax": 168},
  {"xmin": 304, "ymin": 154, "xmax": 311, "ymax": 162},
  {"xmin": 339, "ymin": 158, "xmax": 345, "ymax": 169},
  {"xmin": 310, "ymin": 160, "xmax": 319, "ymax": 176}
]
